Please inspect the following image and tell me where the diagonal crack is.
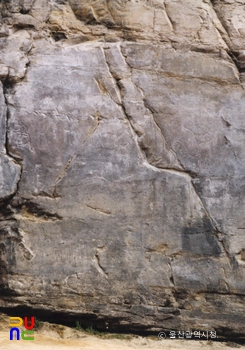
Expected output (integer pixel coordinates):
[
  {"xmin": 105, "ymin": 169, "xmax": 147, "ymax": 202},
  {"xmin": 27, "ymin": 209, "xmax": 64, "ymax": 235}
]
[
  {"xmin": 54, "ymin": 156, "xmax": 75, "ymax": 185},
  {"xmin": 163, "ymin": 2, "xmax": 174, "ymax": 31},
  {"xmin": 208, "ymin": 0, "xmax": 232, "ymax": 49},
  {"xmin": 0, "ymin": 46, "xmax": 34, "ymax": 294},
  {"xmin": 1, "ymin": 40, "xmax": 33, "ymax": 202},
  {"xmin": 1, "ymin": 84, "xmax": 22, "ymax": 202},
  {"xmin": 52, "ymin": 115, "xmax": 101, "ymax": 197},
  {"xmin": 102, "ymin": 46, "xmax": 149, "ymax": 163},
  {"xmin": 103, "ymin": 43, "xmax": 232, "ymax": 266},
  {"xmin": 133, "ymin": 83, "xmax": 187, "ymax": 171},
  {"xmin": 168, "ymin": 259, "xmax": 175, "ymax": 287},
  {"xmin": 86, "ymin": 205, "xmax": 111, "ymax": 215},
  {"xmin": 191, "ymin": 179, "xmax": 231, "ymax": 262},
  {"xmin": 208, "ymin": 0, "xmax": 245, "ymax": 76},
  {"xmin": 94, "ymin": 247, "xmax": 108, "ymax": 278},
  {"xmin": 102, "ymin": 45, "xmax": 184, "ymax": 172}
]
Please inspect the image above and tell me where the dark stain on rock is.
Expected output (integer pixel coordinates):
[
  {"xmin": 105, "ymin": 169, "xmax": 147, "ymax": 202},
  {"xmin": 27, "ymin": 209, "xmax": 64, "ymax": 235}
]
[{"xmin": 182, "ymin": 217, "xmax": 222, "ymax": 256}]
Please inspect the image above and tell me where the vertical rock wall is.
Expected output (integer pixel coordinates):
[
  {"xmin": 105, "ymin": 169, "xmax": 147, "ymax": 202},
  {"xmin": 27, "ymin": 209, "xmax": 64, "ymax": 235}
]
[{"xmin": 0, "ymin": 0, "xmax": 245, "ymax": 339}]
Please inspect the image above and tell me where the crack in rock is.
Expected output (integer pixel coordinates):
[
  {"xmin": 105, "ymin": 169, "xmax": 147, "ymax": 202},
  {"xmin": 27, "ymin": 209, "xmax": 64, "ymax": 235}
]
[
  {"xmin": 103, "ymin": 44, "xmax": 183, "ymax": 172},
  {"xmin": 102, "ymin": 43, "xmax": 228, "ymax": 268},
  {"xmin": 86, "ymin": 205, "xmax": 111, "ymax": 216},
  {"xmin": 94, "ymin": 248, "xmax": 108, "ymax": 277},
  {"xmin": 11, "ymin": 198, "xmax": 63, "ymax": 222},
  {"xmin": 0, "ymin": 83, "xmax": 22, "ymax": 202}
]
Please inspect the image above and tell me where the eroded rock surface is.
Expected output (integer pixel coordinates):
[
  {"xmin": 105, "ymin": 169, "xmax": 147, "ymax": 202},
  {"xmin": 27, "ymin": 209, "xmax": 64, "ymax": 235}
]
[{"xmin": 0, "ymin": 0, "xmax": 245, "ymax": 340}]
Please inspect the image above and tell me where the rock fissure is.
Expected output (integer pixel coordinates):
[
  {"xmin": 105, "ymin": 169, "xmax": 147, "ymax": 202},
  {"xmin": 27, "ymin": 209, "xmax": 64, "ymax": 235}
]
[
  {"xmin": 53, "ymin": 155, "xmax": 76, "ymax": 197},
  {"xmin": 102, "ymin": 45, "xmax": 152, "ymax": 167},
  {"xmin": 94, "ymin": 250, "xmax": 108, "ymax": 278},
  {"xmin": 191, "ymin": 180, "xmax": 232, "ymax": 263},
  {"xmin": 1, "ymin": 83, "xmax": 22, "ymax": 202},
  {"xmin": 103, "ymin": 43, "xmax": 229, "ymax": 279},
  {"xmin": 121, "ymin": 65, "xmax": 240, "ymax": 86},
  {"xmin": 52, "ymin": 115, "xmax": 101, "ymax": 197},
  {"xmin": 103, "ymin": 45, "xmax": 184, "ymax": 172},
  {"xmin": 103, "ymin": 44, "xmax": 233, "ymax": 258},
  {"xmin": 209, "ymin": 0, "xmax": 245, "ymax": 75},
  {"xmin": 138, "ymin": 94, "xmax": 185, "ymax": 171},
  {"xmin": 12, "ymin": 198, "xmax": 63, "ymax": 222},
  {"xmin": 86, "ymin": 205, "xmax": 111, "ymax": 216},
  {"xmin": 163, "ymin": 2, "xmax": 174, "ymax": 31}
]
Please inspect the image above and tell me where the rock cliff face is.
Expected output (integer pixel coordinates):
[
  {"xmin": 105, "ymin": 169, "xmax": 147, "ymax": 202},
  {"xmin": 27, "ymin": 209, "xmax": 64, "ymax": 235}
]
[{"xmin": 0, "ymin": 0, "xmax": 245, "ymax": 339}]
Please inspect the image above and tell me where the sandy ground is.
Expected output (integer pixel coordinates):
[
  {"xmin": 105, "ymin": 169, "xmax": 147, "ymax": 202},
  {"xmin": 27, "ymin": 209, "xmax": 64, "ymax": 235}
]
[{"xmin": 1, "ymin": 313, "xmax": 244, "ymax": 350}]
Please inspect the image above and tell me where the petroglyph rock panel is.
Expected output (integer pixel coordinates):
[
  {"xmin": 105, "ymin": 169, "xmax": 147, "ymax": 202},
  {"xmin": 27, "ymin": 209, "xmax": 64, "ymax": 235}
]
[{"xmin": 0, "ymin": 0, "xmax": 245, "ymax": 340}]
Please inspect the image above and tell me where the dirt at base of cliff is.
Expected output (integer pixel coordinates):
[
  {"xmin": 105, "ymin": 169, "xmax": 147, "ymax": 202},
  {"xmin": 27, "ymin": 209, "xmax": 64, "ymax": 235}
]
[{"xmin": 0, "ymin": 313, "xmax": 244, "ymax": 350}]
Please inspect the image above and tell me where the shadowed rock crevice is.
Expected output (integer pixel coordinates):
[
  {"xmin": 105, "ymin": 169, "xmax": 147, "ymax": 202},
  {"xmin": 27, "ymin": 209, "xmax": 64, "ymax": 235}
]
[
  {"xmin": 0, "ymin": 84, "xmax": 22, "ymax": 203},
  {"xmin": 10, "ymin": 198, "xmax": 63, "ymax": 222},
  {"xmin": 227, "ymin": 51, "xmax": 245, "ymax": 74},
  {"xmin": 210, "ymin": 0, "xmax": 245, "ymax": 74}
]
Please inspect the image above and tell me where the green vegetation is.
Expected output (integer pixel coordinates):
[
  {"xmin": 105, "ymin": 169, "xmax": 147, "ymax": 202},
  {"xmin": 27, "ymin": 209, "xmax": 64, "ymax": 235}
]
[
  {"xmin": 85, "ymin": 325, "xmax": 103, "ymax": 336},
  {"xmin": 75, "ymin": 320, "xmax": 83, "ymax": 331},
  {"xmin": 75, "ymin": 321, "xmax": 131, "ymax": 339},
  {"xmin": 34, "ymin": 318, "xmax": 43, "ymax": 330}
]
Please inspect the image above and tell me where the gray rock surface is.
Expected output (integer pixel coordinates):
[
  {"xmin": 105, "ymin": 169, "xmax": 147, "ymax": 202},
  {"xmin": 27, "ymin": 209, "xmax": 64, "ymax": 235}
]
[{"xmin": 0, "ymin": 0, "xmax": 245, "ymax": 340}]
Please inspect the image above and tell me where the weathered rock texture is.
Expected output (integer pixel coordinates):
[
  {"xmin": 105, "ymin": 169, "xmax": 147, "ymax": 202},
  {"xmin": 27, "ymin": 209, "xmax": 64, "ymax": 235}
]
[{"xmin": 0, "ymin": 0, "xmax": 245, "ymax": 340}]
